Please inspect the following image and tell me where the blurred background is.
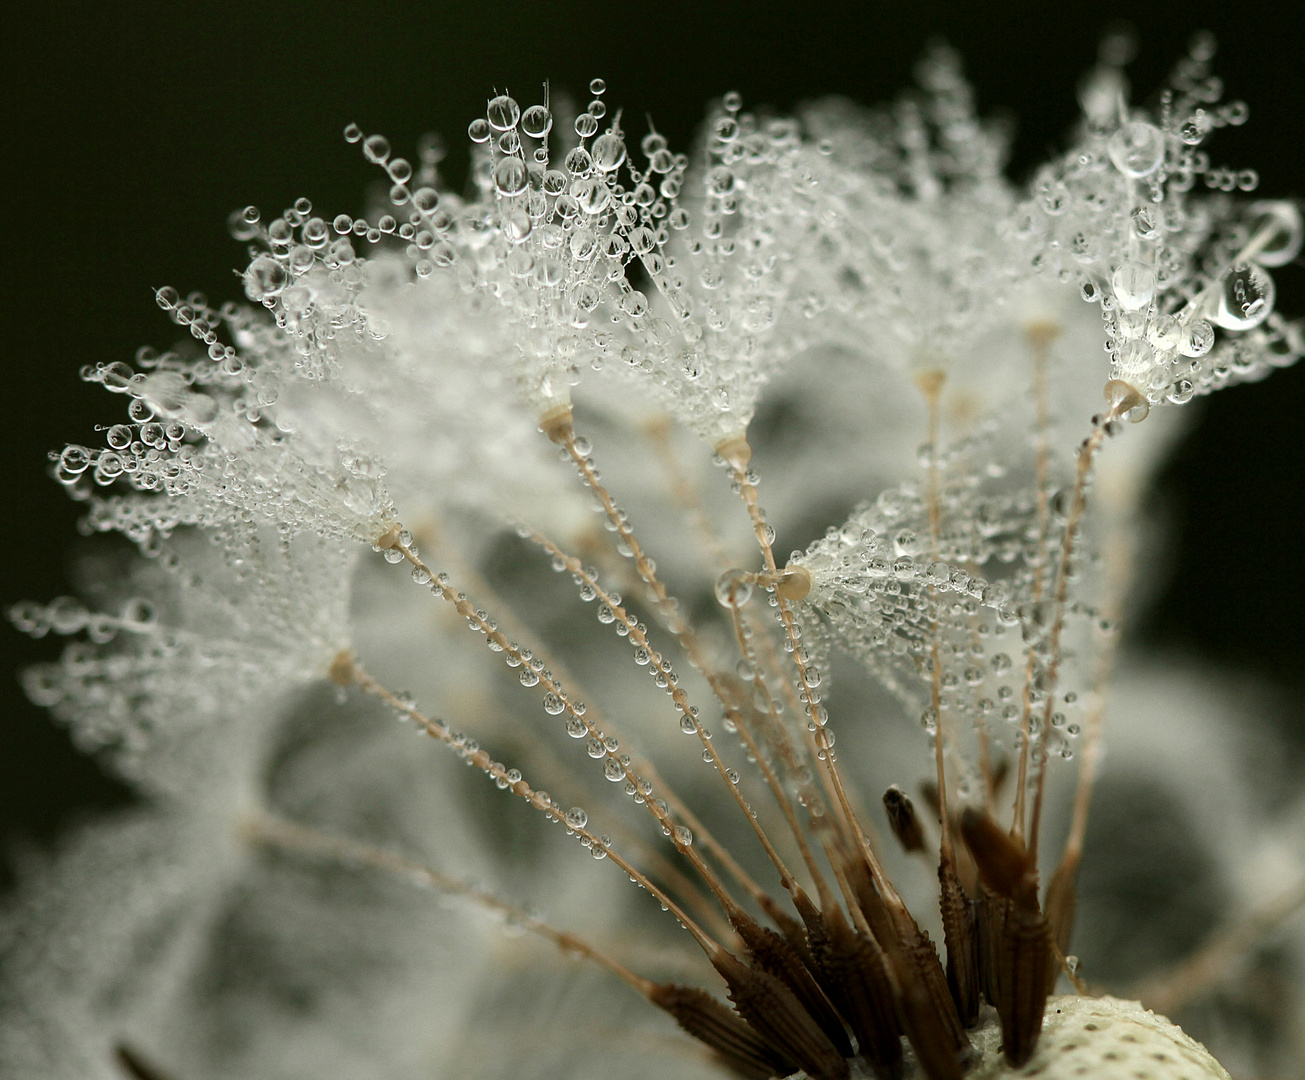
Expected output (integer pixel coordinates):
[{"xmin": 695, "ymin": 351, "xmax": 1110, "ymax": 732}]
[{"xmin": 3, "ymin": 0, "xmax": 1303, "ymax": 980}]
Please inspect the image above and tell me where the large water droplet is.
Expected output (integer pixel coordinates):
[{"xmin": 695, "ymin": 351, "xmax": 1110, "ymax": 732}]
[
  {"xmin": 1177, "ymin": 318, "xmax": 1214, "ymax": 358},
  {"xmin": 1214, "ymin": 262, "xmax": 1275, "ymax": 331},
  {"xmin": 521, "ymin": 104, "xmax": 552, "ymax": 139},
  {"xmin": 244, "ymin": 255, "xmax": 288, "ymax": 301},
  {"xmin": 1246, "ymin": 200, "xmax": 1303, "ymax": 268},
  {"xmin": 362, "ymin": 134, "xmax": 391, "ymax": 164},
  {"xmin": 1108, "ymin": 120, "xmax": 1165, "ymax": 178},
  {"xmin": 591, "ymin": 132, "xmax": 626, "ymax": 172},
  {"xmin": 486, "ymin": 95, "xmax": 520, "ymax": 132},
  {"xmin": 493, "ymin": 156, "xmax": 529, "ymax": 197},
  {"xmin": 715, "ymin": 569, "xmax": 753, "ymax": 608},
  {"xmin": 1111, "ymin": 260, "xmax": 1155, "ymax": 311}
]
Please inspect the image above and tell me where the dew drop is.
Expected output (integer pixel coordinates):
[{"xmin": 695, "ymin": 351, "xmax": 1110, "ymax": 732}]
[
  {"xmin": 1214, "ymin": 262, "xmax": 1274, "ymax": 331},
  {"xmin": 715, "ymin": 569, "xmax": 753, "ymax": 607},
  {"xmin": 1108, "ymin": 120, "xmax": 1165, "ymax": 178},
  {"xmin": 1111, "ymin": 260, "xmax": 1155, "ymax": 311},
  {"xmin": 1246, "ymin": 200, "xmax": 1303, "ymax": 268},
  {"xmin": 591, "ymin": 132, "xmax": 626, "ymax": 172},
  {"xmin": 521, "ymin": 105, "xmax": 552, "ymax": 139},
  {"xmin": 493, "ymin": 156, "xmax": 529, "ymax": 197},
  {"xmin": 362, "ymin": 134, "xmax": 391, "ymax": 165},
  {"xmin": 487, "ymin": 95, "xmax": 520, "ymax": 132},
  {"xmin": 1179, "ymin": 318, "xmax": 1215, "ymax": 357}
]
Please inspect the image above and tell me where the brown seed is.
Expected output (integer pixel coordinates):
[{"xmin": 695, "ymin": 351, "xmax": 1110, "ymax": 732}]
[
  {"xmin": 939, "ymin": 849, "xmax": 981, "ymax": 1026},
  {"xmin": 712, "ymin": 949, "xmax": 852, "ymax": 1080},
  {"xmin": 959, "ymin": 806, "xmax": 1035, "ymax": 902},
  {"xmin": 883, "ymin": 784, "xmax": 926, "ymax": 853},
  {"xmin": 649, "ymin": 983, "xmax": 793, "ymax": 1080},
  {"xmin": 730, "ymin": 907, "xmax": 854, "ymax": 1059},
  {"xmin": 114, "ymin": 1044, "xmax": 176, "ymax": 1080},
  {"xmin": 812, "ymin": 901, "xmax": 904, "ymax": 1074}
]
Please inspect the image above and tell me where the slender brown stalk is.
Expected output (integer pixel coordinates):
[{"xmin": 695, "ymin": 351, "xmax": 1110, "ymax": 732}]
[
  {"xmin": 240, "ymin": 811, "xmax": 659, "ymax": 995},
  {"xmin": 1013, "ymin": 321, "xmax": 1058, "ymax": 841},
  {"xmin": 523, "ymin": 525, "xmax": 805, "ymax": 921},
  {"xmin": 336, "ymin": 650, "xmax": 725, "ymax": 957},
  {"xmin": 377, "ymin": 532, "xmax": 759, "ymax": 925}
]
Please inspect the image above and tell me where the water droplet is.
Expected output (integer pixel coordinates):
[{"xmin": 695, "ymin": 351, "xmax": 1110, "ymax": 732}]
[
  {"xmin": 575, "ymin": 179, "xmax": 610, "ymax": 215},
  {"xmin": 715, "ymin": 569, "xmax": 753, "ymax": 607},
  {"xmin": 1108, "ymin": 120, "xmax": 1165, "ymax": 177},
  {"xmin": 1130, "ymin": 205, "xmax": 1161, "ymax": 240},
  {"xmin": 619, "ymin": 291, "xmax": 648, "ymax": 318},
  {"xmin": 486, "ymin": 95, "xmax": 520, "ymax": 132},
  {"xmin": 493, "ymin": 156, "xmax": 529, "ymax": 197},
  {"xmin": 362, "ymin": 134, "xmax": 391, "ymax": 165},
  {"xmin": 1246, "ymin": 200, "xmax": 1303, "ymax": 268},
  {"xmin": 564, "ymin": 806, "xmax": 588, "ymax": 830},
  {"xmin": 564, "ymin": 146, "xmax": 593, "ymax": 176},
  {"xmin": 1111, "ymin": 260, "xmax": 1155, "ymax": 310},
  {"xmin": 1179, "ymin": 318, "xmax": 1215, "ymax": 357},
  {"xmin": 591, "ymin": 132, "xmax": 626, "ymax": 172},
  {"xmin": 517, "ymin": 104, "xmax": 551, "ymax": 140},
  {"xmin": 1214, "ymin": 263, "xmax": 1274, "ymax": 331}
]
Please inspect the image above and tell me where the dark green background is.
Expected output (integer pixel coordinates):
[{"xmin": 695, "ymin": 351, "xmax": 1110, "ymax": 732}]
[{"xmin": 4, "ymin": 0, "xmax": 1304, "ymax": 886}]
